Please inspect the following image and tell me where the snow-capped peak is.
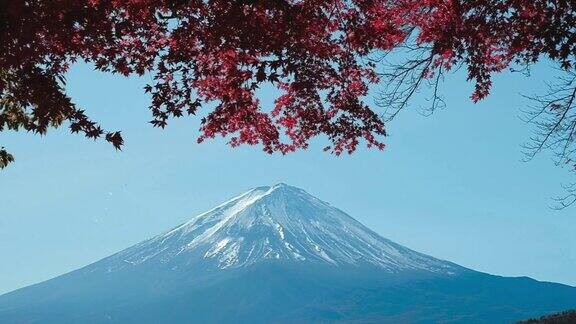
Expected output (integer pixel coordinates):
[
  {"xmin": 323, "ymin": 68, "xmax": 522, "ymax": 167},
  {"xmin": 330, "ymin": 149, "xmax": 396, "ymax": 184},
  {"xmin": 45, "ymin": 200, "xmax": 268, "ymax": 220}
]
[{"xmin": 103, "ymin": 184, "xmax": 455, "ymax": 274}]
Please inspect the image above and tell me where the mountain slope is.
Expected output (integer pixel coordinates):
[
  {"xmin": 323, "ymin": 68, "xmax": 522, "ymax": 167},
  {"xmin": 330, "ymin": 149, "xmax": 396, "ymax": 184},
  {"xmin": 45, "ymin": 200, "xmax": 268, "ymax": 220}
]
[
  {"xmin": 98, "ymin": 183, "xmax": 456, "ymax": 273},
  {"xmin": 1, "ymin": 184, "xmax": 575, "ymax": 323}
]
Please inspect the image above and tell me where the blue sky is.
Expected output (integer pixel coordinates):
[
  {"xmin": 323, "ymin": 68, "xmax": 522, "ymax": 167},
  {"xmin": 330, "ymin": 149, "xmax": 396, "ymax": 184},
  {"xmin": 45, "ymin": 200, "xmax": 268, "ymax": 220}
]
[{"xmin": 0, "ymin": 61, "xmax": 575, "ymax": 295}]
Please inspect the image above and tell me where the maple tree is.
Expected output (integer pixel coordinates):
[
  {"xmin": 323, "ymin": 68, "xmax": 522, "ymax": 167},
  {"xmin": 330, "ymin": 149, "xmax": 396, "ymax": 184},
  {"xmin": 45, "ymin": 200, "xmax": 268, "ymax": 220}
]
[{"xmin": 1, "ymin": 1, "xmax": 575, "ymax": 203}]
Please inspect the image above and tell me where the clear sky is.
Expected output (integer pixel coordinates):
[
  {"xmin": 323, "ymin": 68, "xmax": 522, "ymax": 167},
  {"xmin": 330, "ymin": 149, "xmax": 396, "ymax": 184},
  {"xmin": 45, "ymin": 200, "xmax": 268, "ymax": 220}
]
[{"xmin": 1, "ymin": 61, "xmax": 575, "ymax": 295}]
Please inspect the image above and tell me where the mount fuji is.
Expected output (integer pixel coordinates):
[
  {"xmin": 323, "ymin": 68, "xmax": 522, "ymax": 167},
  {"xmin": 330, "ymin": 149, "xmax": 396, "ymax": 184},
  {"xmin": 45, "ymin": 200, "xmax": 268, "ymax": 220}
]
[{"xmin": 1, "ymin": 184, "xmax": 575, "ymax": 323}]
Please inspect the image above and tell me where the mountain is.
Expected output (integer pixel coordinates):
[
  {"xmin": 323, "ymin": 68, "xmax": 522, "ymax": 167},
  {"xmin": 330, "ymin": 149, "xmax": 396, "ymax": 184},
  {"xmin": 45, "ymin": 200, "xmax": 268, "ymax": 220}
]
[
  {"xmin": 98, "ymin": 183, "xmax": 456, "ymax": 273},
  {"xmin": 1, "ymin": 184, "xmax": 575, "ymax": 323}
]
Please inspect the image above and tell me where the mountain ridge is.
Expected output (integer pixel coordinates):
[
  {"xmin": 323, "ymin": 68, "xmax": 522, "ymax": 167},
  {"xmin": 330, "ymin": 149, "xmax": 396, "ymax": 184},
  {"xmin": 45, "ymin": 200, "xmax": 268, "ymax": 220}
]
[{"xmin": 93, "ymin": 183, "xmax": 458, "ymax": 274}]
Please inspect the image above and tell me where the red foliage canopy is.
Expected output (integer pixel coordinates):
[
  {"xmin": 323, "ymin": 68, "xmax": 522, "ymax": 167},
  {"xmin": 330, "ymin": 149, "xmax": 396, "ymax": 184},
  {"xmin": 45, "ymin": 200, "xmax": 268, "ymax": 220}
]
[{"xmin": 1, "ymin": 1, "xmax": 574, "ymax": 162}]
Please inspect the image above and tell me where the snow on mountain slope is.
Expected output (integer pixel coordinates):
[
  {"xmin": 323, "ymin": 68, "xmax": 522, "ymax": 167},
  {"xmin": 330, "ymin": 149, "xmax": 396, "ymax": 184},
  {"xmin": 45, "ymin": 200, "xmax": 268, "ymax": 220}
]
[{"xmin": 98, "ymin": 184, "xmax": 455, "ymax": 274}]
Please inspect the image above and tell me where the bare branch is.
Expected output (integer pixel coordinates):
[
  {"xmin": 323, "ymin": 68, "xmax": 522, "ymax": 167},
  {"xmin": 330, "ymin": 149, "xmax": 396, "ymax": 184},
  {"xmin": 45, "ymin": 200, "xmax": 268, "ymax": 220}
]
[
  {"xmin": 375, "ymin": 47, "xmax": 441, "ymax": 121},
  {"xmin": 522, "ymin": 70, "xmax": 576, "ymax": 166},
  {"xmin": 552, "ymin": 182, "xmax": 576, "ymax": 210},
  {"xmin": 521, "ymin": 70, "xmax": 576, "ymax": 208}
]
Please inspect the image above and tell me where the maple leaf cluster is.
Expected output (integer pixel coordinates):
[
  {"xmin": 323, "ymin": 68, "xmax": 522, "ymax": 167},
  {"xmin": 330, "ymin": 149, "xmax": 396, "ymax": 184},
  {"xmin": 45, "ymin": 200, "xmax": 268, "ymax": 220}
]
[{"xmin": 1, "ymin": 0, "xmax": 575, "ymax": 169}]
